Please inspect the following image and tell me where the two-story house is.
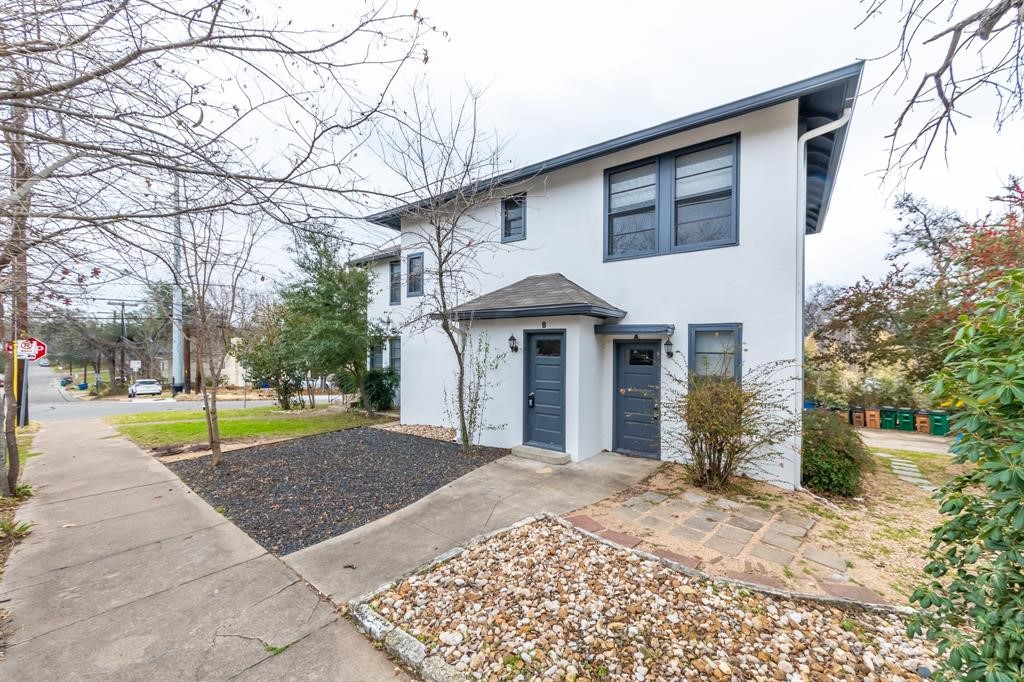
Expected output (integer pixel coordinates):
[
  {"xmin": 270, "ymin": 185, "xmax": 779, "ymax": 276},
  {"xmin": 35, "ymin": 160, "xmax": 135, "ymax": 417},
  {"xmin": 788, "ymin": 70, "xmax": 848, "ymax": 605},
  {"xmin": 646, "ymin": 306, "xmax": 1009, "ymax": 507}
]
[{"xmin": 357, "ymin": 63, "xmax": 862, "ymax": 490}]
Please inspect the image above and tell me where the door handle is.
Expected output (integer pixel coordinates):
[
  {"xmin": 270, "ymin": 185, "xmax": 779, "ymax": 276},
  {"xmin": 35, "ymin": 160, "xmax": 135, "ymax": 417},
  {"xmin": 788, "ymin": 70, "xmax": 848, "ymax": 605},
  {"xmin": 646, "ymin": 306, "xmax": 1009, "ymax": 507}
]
[
  {"xmin": 653, "ymin": 405, "xmax": 660, "ymax": 421},
  {"xmin": 528, "ymin": 393, "xmax": 535, "ymax": 408}
]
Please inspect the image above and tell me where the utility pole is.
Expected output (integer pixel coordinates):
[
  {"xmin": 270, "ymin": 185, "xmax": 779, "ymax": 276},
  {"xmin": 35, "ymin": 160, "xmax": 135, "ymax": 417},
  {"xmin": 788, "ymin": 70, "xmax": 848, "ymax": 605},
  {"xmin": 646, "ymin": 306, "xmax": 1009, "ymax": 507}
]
[{"xmin": 172, "ymin": 176, "xmax": 185, "ymax": 396}]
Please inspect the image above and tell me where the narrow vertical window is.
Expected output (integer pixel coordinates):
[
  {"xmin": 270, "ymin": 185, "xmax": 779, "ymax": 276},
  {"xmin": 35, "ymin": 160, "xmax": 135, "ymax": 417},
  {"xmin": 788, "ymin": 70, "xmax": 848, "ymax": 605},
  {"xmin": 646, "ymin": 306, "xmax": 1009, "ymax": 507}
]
[
  {"xmin": 389, "ymin": 337, "xmax": 401, "ymax": 375},
  {"xmin": 370, "ymin": 344, "xmax": 384, "ymax": 370},
  {"xmin": 406, "ymin": 253, "xmax": 423, "ymax": 296},
  {"xmin": 674, "ymin": 142, "xmax": 736, "ymax": 248},
  {"xmin": 607, "ymin": 163, "xmax": 657, "ymax": 257},
  {"xmin": 501, "ymin": 194, "xmax": 527, "ymax": 242},
  {"xmin": 389, "ymin": 260, "xmax": 401, "ymax": 305}
]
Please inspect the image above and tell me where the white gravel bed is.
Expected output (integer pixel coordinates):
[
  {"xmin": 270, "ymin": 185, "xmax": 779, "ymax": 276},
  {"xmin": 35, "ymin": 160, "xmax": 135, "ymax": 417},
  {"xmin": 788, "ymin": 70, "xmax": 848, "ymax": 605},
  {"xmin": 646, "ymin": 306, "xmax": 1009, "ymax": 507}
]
[{"xmin": 370, "ymin": 518, "xmax": 938, "ymax": 681}]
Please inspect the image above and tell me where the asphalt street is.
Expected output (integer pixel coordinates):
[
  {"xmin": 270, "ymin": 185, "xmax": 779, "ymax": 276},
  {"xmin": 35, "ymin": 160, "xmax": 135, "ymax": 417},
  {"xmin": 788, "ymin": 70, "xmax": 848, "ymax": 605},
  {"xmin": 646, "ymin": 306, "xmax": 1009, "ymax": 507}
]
[{"xmin": 23, "ymin": 363, "xmax": 272, "ymax": 423}]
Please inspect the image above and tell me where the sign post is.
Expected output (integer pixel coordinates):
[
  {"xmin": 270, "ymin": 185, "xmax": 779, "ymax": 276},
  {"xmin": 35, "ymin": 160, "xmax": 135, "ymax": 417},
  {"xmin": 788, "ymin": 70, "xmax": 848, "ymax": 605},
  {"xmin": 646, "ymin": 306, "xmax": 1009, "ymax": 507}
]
[{"xmin": 5, "ymin": 338, "xmax": 48, "ymax": 426}]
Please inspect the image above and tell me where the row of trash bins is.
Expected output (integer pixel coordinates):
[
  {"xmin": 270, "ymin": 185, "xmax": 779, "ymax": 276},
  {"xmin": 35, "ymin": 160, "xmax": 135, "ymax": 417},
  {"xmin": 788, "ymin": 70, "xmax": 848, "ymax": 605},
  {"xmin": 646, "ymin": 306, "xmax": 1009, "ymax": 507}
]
[{"xmin": 849, "ymin": 407, "xmax": 949, "ymax": 436}]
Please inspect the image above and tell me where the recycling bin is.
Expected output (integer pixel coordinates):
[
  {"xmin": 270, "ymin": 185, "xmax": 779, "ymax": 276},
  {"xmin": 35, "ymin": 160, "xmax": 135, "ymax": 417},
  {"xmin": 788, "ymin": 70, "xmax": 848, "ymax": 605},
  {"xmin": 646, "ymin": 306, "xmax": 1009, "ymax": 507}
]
[
  {"xmin": 897, "ymin": 408, "xmax": 916, "ymax": 431},
  {"xmin": 865, "ymin": 408, "xmax": 881, "ymax": 429},
  {"xmin": 850, "ymin": 407, "xmax": 866, "ymax": 428},
  {"xmin": 880, "ymin": 406, "xmax": 897, "ymax": 430},
  {"xmin": 929, "ymin": 411, "xmax": 950, "ymax": 436}
]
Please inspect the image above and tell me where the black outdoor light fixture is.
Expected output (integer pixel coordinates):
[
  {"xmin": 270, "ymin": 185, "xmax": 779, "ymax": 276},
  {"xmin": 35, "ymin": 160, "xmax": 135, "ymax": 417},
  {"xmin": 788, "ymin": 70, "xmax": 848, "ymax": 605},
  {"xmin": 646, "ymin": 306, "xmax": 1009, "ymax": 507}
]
[
  {"xmin": 508, "ymin": 334, "xmax": 519, "ymax": 353},
  {"xmin": 665, "ymin": 337, "xmax": 674, "ymax": 358}
]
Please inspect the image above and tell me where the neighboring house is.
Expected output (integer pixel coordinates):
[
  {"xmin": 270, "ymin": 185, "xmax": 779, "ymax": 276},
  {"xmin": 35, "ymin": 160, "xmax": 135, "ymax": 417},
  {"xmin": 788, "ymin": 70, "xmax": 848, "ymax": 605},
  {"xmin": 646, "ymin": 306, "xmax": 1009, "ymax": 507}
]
[{"xmin": 357, "ymin": 63, "xmax": 862, "ymax": 490}]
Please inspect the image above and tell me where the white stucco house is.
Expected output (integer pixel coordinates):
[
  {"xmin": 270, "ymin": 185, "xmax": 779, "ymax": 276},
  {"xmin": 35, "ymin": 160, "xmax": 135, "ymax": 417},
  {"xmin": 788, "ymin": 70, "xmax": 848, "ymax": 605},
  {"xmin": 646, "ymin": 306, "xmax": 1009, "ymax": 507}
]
[{"xmin": 356, "ymin": 63, "xmax": 862, "ymax": 490}]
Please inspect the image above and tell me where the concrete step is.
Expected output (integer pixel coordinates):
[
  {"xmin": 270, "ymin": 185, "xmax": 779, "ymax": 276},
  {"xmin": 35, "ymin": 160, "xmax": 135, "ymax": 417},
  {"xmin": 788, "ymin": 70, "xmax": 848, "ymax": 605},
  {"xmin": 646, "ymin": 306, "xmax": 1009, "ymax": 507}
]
[{"xmin": 511, "ymin": 444, "xmax": 570, "ymax": 465}]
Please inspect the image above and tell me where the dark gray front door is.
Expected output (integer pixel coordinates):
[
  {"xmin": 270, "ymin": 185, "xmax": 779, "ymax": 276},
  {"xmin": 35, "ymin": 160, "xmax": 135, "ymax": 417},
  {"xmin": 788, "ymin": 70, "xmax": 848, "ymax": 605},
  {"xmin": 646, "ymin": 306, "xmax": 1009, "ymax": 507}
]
[
  {"xmin": 614, "ymin": 341, "xmax": 661, "ymax": 458},
  {"xmin": 524, "ymin": 331, "xmax": 565, "ymax": 451}
]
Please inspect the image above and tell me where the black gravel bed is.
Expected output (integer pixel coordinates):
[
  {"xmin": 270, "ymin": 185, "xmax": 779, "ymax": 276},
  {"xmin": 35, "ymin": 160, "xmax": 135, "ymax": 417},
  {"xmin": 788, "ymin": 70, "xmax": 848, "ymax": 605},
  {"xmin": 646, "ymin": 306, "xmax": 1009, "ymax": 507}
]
[{"xmin": 167, "ymin": 427, "xmax": 508, "ymax": 555}]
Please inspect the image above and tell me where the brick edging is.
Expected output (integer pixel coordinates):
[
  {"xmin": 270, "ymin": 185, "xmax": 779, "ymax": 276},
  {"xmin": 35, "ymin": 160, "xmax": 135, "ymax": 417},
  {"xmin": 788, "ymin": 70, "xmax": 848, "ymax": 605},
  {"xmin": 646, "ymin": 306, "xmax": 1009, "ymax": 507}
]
[{"xmin": 349, "ymin": 511, "xmax": 915, "ymax": 680}]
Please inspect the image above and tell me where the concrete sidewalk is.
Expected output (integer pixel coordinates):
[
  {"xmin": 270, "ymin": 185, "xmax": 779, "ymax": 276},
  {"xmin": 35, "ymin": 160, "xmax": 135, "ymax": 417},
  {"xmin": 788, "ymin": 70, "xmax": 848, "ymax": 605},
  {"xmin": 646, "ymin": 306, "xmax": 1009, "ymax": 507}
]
[
  {"xmin": 284, "ymin": 452, "xmax": 660, "ymax": 605},
  {"xmin": 857, "ymin": 427, "xmax": 953, "ymax": 455},
  {"xmin": 0, "ymin": 419, "xmax": 408, "ymax": 681}
]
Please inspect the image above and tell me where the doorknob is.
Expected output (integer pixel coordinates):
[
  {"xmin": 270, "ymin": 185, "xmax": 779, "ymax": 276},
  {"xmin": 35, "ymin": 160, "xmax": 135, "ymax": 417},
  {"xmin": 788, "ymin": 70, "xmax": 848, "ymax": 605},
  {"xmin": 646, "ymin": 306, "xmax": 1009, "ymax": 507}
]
[{"xmin": 528, "ymin": 393, "xmax": 535, "ymax": 408}]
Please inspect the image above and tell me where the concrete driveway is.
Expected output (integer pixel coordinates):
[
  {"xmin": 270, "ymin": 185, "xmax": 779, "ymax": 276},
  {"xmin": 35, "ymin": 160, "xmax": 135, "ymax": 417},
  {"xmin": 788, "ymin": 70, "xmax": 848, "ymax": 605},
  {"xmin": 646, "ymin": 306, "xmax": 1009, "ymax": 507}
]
[
  {"xmin": 284, "ymin": 452, "xmax": 661, "ymax": 605},
  {"xmin": 0, "ymin": 419, "xmax": 407, "ymax": 681},
  {"xmin": 857, "ymin": 427, "xmax": 953, "ymax": 455}
]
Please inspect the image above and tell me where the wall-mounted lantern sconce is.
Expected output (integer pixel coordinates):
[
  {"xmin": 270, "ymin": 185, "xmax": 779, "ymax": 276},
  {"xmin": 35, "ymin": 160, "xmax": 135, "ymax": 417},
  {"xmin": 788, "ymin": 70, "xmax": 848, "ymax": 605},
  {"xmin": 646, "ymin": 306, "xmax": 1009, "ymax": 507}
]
[
  {"xmin": 508, "ymin": 334, "xmax": 519, "ymax": 353},
  {"xmin": 665, "ymin": 337, "xmax": 674, "ymax": 358}
]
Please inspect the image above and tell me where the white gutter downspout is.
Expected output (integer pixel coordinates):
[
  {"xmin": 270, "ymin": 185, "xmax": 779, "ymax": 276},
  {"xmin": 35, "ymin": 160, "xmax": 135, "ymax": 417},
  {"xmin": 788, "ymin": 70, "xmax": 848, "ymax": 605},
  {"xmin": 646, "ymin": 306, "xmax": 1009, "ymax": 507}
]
[{"xmin": 793, "ymin": 106, "xmax": 853, "ymax": 490}]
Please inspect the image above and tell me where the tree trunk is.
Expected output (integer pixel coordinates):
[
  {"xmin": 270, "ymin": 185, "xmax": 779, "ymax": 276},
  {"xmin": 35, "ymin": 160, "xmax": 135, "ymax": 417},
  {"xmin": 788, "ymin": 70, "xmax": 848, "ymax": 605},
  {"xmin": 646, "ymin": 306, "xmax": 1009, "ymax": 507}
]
[
  {"xmin": 197, "ymin": 339, "xmax": 222, "ymax": 466},
  {"xmin": 356, "ymin": 366, "xmax": 374, "ymax": 418},
  {"xmin": 0, "ymin": 298, "xmax": 18, "ymax": 496}
]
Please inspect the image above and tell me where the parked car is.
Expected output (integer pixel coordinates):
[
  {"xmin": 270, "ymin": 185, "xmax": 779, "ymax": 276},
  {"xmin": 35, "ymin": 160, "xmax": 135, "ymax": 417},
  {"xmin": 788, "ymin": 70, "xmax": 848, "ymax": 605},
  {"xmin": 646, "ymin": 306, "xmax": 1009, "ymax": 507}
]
[
  {"xmin": 128, "ymin": 379, "xmax": 162, "ymax": 398},
  {"xmin": 38, "ymin": 358, "xmax": 50, "ymax": 367}
]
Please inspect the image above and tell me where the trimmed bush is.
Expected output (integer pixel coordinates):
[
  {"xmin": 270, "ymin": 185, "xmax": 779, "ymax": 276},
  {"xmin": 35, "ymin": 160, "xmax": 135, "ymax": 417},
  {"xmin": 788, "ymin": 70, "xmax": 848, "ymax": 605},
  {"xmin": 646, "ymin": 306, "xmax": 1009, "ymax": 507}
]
[
  {"xmin": 801, "ymin": 409, "xmax": 871, "ymax": 496},
  {"xmin": 364, "ymin": 367, "xmax": 399, "ymax": 412}
]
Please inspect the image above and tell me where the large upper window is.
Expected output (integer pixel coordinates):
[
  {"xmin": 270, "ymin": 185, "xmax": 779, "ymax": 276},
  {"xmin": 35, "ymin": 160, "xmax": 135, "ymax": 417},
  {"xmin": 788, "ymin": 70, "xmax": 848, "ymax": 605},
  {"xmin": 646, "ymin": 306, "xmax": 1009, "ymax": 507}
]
[
  {"xmin": 605, "ymin": 135, "xmax": 738, "ymax": 260},
  {"xmin": 688, "ymin": 323, "xmax": 741, "ymax": 379},
  {"xmin": 502, "ymin": 194, "xmax": 526, "ymax": 242},
  {"xmin": 389, "ymin": 260, "xmax": 401, "ymax": 305},
  {"xmin": 406, "ymin": 253, "xmax": 423, "ymax": 297}
]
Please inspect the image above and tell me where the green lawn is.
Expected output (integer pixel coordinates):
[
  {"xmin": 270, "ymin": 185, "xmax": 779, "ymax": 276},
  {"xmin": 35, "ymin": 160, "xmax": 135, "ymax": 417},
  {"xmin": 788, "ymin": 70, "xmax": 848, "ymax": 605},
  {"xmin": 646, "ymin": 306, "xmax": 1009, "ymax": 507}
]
[
  {"xmin": 107, "ymin": 406, "xmax": 278, "ymax": 425},
  {"xmin": 113, "ymin": 409, "xmax": 391, "ymax": 448}
]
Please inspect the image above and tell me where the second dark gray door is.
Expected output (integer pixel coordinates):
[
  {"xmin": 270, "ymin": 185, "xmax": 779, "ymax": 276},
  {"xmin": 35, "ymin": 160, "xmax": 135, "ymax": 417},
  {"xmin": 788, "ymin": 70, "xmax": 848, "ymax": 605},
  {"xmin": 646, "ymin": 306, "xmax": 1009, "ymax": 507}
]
[
  {"xmin": 524, "ymin": 332, "xmax": 565, "ymax": 451},
  {"xmin": 614, "ymin": 341, "xmax": 661, "ymax": 458}
]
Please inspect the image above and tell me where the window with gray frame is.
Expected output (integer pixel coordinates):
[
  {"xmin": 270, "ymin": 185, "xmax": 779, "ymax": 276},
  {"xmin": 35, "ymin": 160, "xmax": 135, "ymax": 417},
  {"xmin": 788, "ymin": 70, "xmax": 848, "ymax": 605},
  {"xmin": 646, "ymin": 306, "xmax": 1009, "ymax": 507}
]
[
  {"xmin": 606, "ymin": 135, "xmax": 738, "ymax": 260},
  {"xmin": 370, "ymin": 344, "xmax": 384, "ymax": 370},
  {"xmin": 688, "ymin": 323, "xmax": 741, "ymax": 379},
  {"xmin": 406, "ymin": 253, "xmax": 423, "ymax": 296},
  {"xmin": 501, "ymin": 194, "xmax": 526, "ymax": 242},
  {"xmin": 389, "ymin": 260, "xmax": 401, "ymax": 305},
  {"xmin": 389, "ymin": 337, "xmax": 401, "ymax": 374}
]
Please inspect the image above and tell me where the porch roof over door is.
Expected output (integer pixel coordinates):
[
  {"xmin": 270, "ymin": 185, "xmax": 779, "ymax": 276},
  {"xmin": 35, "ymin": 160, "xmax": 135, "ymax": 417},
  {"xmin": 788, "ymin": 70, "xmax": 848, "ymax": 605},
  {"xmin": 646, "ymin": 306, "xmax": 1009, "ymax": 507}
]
[{"xmin": 449, "ymin": 273, "xmax": 626, "ymax": 321}]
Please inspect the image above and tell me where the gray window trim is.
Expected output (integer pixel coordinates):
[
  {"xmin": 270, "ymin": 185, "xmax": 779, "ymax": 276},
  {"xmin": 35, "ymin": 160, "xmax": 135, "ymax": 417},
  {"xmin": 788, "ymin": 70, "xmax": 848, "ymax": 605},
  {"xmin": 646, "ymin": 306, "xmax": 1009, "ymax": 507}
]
[
  {"xmin": 687, "ymin": 323, "xmax": 742, "ymax": 379},
  {"xmin": 406, "ymin": 252, "xmax": 424, "ymax": 297},
  {"xmin": 370, "ymin": 343, "xmax": 384, "ymax": 370},
  {"xmin": 389, "ymin": 336, "xmax": 401, "ymax": 375},
  {"xmin": 388, "ymin": 260, "xmax": 401, "ymax": 306},
  {"xmin": 604, "ymin": 134, "xmax": 740, "ymax": 262},
  {"xmin": 501, "ymin": 193, "xmax": 527, "ymax": 243}
]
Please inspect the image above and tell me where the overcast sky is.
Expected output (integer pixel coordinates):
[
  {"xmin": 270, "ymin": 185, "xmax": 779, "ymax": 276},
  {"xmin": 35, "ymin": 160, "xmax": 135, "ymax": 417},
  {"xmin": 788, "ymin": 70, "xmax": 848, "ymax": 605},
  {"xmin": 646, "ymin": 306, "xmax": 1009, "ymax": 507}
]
[{"xmin": 378, "ymin": 0, "xmax": 1023, "ymax": 286}]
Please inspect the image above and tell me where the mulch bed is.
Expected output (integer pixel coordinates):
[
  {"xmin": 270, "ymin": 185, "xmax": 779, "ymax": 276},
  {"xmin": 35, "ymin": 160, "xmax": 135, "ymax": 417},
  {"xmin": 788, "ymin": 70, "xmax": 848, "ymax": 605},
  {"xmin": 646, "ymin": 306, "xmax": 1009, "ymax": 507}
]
[{"xmin": 167, "ymin": 427, "xmax": 507, "ymax": 555}]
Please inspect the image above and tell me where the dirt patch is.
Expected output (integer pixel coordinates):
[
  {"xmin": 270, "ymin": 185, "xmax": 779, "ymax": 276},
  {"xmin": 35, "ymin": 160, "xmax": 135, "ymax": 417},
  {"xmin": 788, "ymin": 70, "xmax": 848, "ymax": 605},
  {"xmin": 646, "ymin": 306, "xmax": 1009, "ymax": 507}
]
[
  {"xmin": 167, "ymin": 427, "xmax": 506, "ymax": 555},
  {"xmin": 373, "ymin": 422, "xmax": 456, "ymax": 442}
]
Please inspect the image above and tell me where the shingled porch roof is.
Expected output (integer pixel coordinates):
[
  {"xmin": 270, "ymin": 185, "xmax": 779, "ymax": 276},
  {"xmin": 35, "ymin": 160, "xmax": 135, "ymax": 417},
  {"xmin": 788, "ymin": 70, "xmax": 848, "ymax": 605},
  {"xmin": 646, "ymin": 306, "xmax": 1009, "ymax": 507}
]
[{"xmin": 449, "ymin": 273, "xmax": 626, "ymax": 321}]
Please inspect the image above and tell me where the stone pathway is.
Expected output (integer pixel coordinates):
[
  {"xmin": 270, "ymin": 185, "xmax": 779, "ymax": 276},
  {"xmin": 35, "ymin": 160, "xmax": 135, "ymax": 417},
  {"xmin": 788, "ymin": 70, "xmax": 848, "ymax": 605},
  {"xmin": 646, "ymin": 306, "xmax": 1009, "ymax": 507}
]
[
  {"xmin": 875, "ymin": 452, "xmax": 938, "ymax": 492},
  {"xmin": 574, "ymin": 487, "xmax": 886, "ymax": 604}
]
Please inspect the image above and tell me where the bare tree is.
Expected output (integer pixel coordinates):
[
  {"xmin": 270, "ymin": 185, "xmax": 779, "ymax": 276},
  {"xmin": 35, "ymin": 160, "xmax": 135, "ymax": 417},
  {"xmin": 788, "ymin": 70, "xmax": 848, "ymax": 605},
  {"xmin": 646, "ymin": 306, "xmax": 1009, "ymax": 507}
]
[
  {"xmin": 375, "ymin": 84, "xmax": 515, "ymax": 450},
  {"xmin": 862, "ymin": 0, "xmax": 1024, "ymax": 172},
  {"xmin": 0, "ymin": 0, "xmax": 430, "ymax": 487}
]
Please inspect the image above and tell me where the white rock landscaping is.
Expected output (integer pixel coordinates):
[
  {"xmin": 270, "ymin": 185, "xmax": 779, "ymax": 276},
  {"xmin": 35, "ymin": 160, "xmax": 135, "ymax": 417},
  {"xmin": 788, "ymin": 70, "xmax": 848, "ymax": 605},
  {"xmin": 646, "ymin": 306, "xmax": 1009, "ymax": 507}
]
[{"xmin": 359, "ymin": 516, "xmax": 938, "ymax": 681}]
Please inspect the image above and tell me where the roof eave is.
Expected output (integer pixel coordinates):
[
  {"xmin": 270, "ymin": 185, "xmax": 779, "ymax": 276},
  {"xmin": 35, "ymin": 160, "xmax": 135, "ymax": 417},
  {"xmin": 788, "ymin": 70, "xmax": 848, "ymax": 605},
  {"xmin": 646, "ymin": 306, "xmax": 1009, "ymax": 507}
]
[{"xmin": 449, "ymin": 304, "xmax": 626, "ymax": 321}]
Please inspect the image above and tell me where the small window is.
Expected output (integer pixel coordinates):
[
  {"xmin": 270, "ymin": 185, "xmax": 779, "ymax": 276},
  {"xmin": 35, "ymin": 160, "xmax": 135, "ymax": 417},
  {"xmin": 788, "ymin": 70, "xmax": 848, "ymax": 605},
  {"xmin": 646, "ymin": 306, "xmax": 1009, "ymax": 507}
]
[
  {"xmin": 502, "ymin": 194, "xmax": 527, "ymax": 242},
  {"xmin": 389, "ymin": 261, "xmax": 401, "ymax": 305},
  {"xmin": 688, "ymin": 324, "xmax": 741, "ymax": 379},
  {"xmin": 628, "ymin": 349, "xmax": 655, "ymax": 366},
  {"xmin": 536, "ymin": 339, "xmax": 561, "ymax": 357},
  {"xmin": 370, "ymin": 344, "xmax": 384, "ymax": 370},
  {"xmin": 607, "ymin": 163, "xmax": 657, "ymax": 257},
  {"xmin": 406, "ymin": 253, "xmax": 423, "ymax": 297},
  {"xmin": 389, "ymin": 337, "xmax": 401, "ymax": 375}
]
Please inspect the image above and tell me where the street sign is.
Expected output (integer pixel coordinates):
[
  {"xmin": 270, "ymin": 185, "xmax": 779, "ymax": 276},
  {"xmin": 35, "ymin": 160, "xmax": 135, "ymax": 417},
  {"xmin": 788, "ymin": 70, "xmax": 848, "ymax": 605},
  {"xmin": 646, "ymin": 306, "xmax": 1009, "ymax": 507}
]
[
  {"xmin": 5, "ymin": 338, "xmax": 47, "ymax": 362},
  {"xmin": 130, "ymin": 360, "xmax": 142, "ymax": 371}
]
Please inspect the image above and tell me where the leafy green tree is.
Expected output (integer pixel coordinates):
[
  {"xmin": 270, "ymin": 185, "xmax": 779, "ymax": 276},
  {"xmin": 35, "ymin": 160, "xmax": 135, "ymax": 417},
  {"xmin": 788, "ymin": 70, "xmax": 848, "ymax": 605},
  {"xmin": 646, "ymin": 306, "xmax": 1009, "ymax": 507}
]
[
  {"xmin": 280, "ymin": 234, "xmax": 389, "ymax": 417},
  {"xmin": 232, "ymin": 303, "xmax": 307, "ymax": 410},
  {"xmin": 908, "ymin": 269, "xmax": 1024, "ymax": 680}
]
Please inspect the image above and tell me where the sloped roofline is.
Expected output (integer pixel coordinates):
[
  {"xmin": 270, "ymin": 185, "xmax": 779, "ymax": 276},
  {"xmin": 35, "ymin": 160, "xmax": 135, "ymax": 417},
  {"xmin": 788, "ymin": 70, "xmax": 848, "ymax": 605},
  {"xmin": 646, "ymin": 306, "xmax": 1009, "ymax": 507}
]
[{"xmin": 366, "ymin": 62, "xmax": 863, "ymax": 232}]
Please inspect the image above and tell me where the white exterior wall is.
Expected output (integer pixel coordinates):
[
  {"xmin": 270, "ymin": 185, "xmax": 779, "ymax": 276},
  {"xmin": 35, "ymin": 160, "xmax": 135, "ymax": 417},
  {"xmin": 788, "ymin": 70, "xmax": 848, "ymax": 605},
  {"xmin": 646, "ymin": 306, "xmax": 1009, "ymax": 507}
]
[{"xmin": 367, "ymin": 100, "xmax": 804, "ymax": 488}]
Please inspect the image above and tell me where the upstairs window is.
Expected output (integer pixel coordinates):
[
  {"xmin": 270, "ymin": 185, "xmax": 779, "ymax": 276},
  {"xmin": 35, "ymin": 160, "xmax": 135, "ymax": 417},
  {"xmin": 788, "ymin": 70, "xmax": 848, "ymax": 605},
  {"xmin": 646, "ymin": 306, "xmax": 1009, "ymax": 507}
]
[
  {"xmin": 605, "ymin": 135, "xmax": 738, "ymax": 260},
  {"xmin": 502, "ymin": 194, "xmax": 527, "ymax": 242},
  {"xmin": 406, "ymin": 253, "xmax": 423, "ymax": 297},
  {"xmin": 688, "ymin": 323, "xmax": 741, "ymax": 379},
  {"xmin": 389, "ymin": 260, "xmax": 401, "ymax": 305}
]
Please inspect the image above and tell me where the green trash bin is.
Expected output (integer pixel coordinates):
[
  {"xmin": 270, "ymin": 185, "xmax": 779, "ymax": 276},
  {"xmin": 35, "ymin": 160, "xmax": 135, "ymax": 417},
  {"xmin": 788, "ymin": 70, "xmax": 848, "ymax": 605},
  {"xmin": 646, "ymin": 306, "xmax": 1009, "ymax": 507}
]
[
  {"xmin": 930, "ymin": 411, "xmax": 950, "ymax": 436},
  {"xmin": 897, "ymin": 408, "xmax": 916, "ymax": 431},
  {"xmin": 880, "ymin": 406, "xmax": 897, "ymax": 430}
]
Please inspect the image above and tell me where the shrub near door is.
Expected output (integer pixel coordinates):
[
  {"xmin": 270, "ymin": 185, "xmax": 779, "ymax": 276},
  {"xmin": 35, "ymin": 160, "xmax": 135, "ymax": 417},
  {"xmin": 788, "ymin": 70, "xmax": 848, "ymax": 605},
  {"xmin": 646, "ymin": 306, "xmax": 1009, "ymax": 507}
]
[{"xmin": 801, "ymin": 410, "xmax": 871, "ymax": 496}]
